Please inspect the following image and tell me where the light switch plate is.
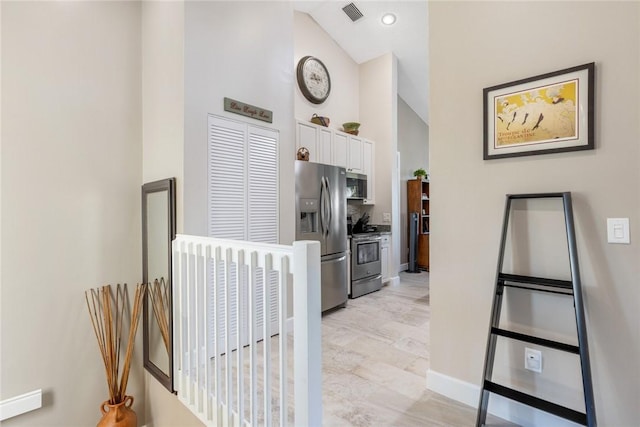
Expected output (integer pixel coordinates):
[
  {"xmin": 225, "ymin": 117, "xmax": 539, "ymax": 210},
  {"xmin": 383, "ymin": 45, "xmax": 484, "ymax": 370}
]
[{"xmin": 607, "ymin": 218, "xmax": 630, "ymax": 244}]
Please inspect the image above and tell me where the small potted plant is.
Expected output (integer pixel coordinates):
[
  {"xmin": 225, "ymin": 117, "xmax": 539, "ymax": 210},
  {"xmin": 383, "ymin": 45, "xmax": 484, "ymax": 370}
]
[{"xmin": 413, "ymin": 168, "xmax": 428, "ymax": 181}]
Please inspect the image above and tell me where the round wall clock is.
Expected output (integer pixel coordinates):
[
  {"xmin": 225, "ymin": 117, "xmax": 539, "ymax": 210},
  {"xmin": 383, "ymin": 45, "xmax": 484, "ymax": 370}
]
[{"xmin": 296, "ymin": 56, "xmax": 331, "ymax": 104}]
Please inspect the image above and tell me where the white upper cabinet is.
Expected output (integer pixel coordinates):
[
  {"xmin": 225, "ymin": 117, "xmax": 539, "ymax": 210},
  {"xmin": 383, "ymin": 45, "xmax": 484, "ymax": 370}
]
[
  {"xmin": 296, "ymin": 121, "xmax": 334, "ymax": 165},
  {"xmin": 347, "ymin": 135, "xmax": 363, "ymax": 173},
  {"xmin": 318, "ymin": 128, "xmax": 333, "ymax": 165},
  {"xmin": 333, "ymin": 132, "xmax": 348, "ymax": 168},
  {"xmin": 296, "ymin": 121, "xmax": 319, "ymax": 162},
  {"xmin": 295, "ymin": 120, "xmax": 374, "ymax": 204}
]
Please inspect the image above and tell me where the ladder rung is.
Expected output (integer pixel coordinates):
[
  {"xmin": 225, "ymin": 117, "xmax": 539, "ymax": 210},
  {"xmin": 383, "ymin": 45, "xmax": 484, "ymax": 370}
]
[
  {"xmin": 484, "ymin": 381, "xmax": 587, "ymax": 425},
  {"xmin": 507, "ymin": 192, "xmax": 566, "ymax": 199},
  {"xmin": 499, "ymin": 273, "xmax": 573, "ymax": 291},
  {"xmin": 491, "ymin": 327, "xmax": 580, "ymax": 354}
]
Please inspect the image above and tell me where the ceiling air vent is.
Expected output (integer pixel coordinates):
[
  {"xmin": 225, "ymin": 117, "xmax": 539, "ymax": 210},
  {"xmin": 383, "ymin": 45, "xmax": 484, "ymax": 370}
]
[{"xmin": 342, "ymin": 3, "xmax": 364, "ymax": 22}]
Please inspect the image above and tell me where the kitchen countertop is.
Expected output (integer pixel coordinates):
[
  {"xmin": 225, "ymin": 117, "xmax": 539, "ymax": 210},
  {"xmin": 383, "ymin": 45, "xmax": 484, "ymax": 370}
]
[
  {"xmin": 348, "ymin": 225, "xmax": 391, "ymax": 237},
  {"xmin": 370, "ymin": 224, "xmax": 391, "ymax": 234}
]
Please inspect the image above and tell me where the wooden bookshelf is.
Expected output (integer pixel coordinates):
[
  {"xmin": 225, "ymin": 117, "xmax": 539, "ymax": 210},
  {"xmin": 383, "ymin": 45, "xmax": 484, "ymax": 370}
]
[{"xmin": 407, "ymin": 179, "xmax": 429, "ymax": 270}]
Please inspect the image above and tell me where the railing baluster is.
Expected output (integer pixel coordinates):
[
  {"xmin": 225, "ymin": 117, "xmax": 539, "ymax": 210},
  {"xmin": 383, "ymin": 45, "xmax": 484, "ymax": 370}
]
[
  {"xmin": 213, "ymin": 246, "xmax": 222, "ymax": 424},
  {"xmin": 224, "ymin": 247, "xmax": 233, "ymax": 425},
  {"xmin": 193, "ymin": 244, "xmax": 205, "ymax": 412},
  {"xmin": 263, "ymin": 253, "xmax": 272, "ymax": 427},
  {"xmin": 236, "ymin": 249, "xmax": 245, "ymax": 426},
  {"xmin": 249, "ymin": 251, "xmax": 258, "ymax": 426},
  {"xmin": 202, "ymin": 244, "xmax": 212, "ymax": 421},
  {"xmin": 186, "ymin": 242, "xmax": 193, "ymax": 405},
  {"xmin": 173, "ymin": 240, "xmax": 183, "ymax": 394},
  {"xmin": 279, "ymin": 255, "xmax": 289, "ymax": 427}
]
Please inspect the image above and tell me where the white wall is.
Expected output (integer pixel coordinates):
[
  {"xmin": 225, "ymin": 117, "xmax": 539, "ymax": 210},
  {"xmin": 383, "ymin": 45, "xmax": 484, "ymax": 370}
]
[
  {"xmin": 141, "ymin": 1, "xmax": 188, "ymax": 425},
  {"xmin": 294, "ymin": 11, "xmax": 359, "ymax": 132},
  {"xmin": 359, "ymin": 53, "xmax": 399, "ymax": 279},
  {"xmin": 428, "ymin": 2, "xmax": 640, "ymax": 426},
  {"xmin": 398, "ymin": 96, "xmax": 429, "ymax": 265},
  {"xmin": 142, "ymin": 0, "xmax": 185, "ymax": 231},
  {"xmin": 1, "ymin": 2, "xmax": 144, "ymax": 425},
  {"xmin": 183, "ymin": 1, "xmax": 296, "ymax": 247},
  {"xmin": 359, "ymin": 54, "xmax": 396, "ymax": 225}
]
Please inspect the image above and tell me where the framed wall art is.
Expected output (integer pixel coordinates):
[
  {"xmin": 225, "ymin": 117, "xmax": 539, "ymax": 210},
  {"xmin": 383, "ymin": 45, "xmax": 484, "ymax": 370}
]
[{"xmin": 483, "ymin": 62, "xmax": 594, "ymax": 160}]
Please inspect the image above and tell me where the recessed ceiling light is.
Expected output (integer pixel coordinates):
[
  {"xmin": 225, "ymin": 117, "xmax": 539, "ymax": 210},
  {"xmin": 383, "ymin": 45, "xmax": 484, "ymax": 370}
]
[{"xmin": 381, "ymin": 13, "xmax": 396, "ymax": 26}]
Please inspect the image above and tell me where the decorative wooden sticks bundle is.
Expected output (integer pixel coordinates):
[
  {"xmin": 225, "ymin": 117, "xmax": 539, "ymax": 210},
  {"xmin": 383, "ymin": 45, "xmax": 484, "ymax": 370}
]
[
  {"xmin": 85, "ymin": 283, "xmax": 146, "ymax": 404},
  {"xmin": 148, "ymin": 278, "xmax": 170, "ymax": 354}
]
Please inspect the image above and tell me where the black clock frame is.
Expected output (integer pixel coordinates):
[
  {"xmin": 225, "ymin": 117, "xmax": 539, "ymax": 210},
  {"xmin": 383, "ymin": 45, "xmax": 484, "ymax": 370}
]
[{"xmin": 296, "ymin": 55, "xmax": 331, "ymax": 104}]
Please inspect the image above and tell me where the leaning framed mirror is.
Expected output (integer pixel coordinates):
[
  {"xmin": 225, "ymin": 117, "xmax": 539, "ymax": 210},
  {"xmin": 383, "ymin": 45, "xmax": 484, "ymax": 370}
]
[{"xmin": 142, "ymin": 178, "xmax": 176, "ymax": 392}]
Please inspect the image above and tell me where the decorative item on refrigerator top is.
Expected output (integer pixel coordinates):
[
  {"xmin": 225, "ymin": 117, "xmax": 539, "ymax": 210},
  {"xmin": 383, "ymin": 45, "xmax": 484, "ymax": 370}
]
[
  {"xmin": 310, "ymin": 113, "xmax": 330, "ymax": 127},
  {"xmin": 342, "ymin": 122, "xmax": 360, "ymax": 135},
  {"xmin": 297, "ymin": 146, "xmax": 310, "ymax": 161}
]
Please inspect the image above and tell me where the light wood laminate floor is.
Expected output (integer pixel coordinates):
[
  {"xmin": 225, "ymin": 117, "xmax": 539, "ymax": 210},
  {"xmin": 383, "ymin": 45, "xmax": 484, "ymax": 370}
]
[{"xmin": 321, "ymin": 271, "xmax": 514, "ymax": 426}]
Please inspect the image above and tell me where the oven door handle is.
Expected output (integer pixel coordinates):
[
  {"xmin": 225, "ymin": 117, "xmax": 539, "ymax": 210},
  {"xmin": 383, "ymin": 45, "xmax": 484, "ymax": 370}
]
[{"xmin": 354, "ymin": 236, "xmax": 382, "ymax": 242}]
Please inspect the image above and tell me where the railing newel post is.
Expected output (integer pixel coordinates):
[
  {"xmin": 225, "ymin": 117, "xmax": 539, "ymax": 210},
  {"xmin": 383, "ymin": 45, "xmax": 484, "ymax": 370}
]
[{"xmin": 293, "ymin": 240, "xmax": 322, "ymax": 427}]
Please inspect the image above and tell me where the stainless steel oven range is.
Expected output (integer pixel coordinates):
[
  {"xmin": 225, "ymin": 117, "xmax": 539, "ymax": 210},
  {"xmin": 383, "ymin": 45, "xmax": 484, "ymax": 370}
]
[{"xmin": 350, "ymin": 233, "xmax": 382, "ymax": 298}]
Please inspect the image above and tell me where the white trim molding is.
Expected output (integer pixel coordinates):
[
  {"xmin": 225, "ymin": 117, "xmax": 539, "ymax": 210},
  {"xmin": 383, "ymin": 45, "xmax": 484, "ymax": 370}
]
[
  {"xmin": 426, "ymin": 370, "xmax": 578, "ymax": 427},
  {"xmin": 0, "ymin": 389, "xmax": 42, "ymax": 421}
]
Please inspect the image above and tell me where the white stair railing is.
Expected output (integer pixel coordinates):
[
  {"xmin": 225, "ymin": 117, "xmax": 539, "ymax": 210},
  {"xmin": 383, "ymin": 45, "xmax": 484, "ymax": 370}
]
[{"xmin": 172, "ymin": 234, "xmax": 322, "ymax": 427}]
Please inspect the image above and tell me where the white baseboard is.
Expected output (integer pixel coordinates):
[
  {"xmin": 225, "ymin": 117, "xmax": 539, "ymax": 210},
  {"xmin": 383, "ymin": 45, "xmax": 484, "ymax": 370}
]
[
  {"xmin": 0, "ymin": 389, "xmax": 42, "ymax": 421},
  {"xmin": 426, "ymin": 370, "xmax": 579, "ymax": 427},
  {"xmin": 426, "ymin": 369, "xmax": 478, "ymax": 407},
  {"xmin": 400, "ymin": 262, "xmax": 408, "ymax": 271},
  {"xmin": 388, "ymin": 275, "xmax": 400, "ymax": 286}
]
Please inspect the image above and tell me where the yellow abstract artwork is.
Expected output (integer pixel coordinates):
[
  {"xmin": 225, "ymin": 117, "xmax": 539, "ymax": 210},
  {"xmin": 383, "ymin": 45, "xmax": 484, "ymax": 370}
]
[{"xmin": 494, "ymin": 80, "xmax": 578, "ymax": 147}]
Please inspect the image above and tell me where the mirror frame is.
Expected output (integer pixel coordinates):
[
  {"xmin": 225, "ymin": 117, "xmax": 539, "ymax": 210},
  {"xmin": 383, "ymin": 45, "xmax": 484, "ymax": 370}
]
[{"xmin": 142, "ymin": 177, "xmax": 176, "ymax": 393}]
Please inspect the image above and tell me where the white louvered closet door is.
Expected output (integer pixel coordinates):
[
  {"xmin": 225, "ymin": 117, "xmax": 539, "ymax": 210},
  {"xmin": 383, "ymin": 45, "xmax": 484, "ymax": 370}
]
[
  {"xmin": 207, "ymin": 115, "xmax": 279, "ymax": 355},
  {"xmin": 247, "ymin": 126, "xmax": 280, "ymax": 338}
]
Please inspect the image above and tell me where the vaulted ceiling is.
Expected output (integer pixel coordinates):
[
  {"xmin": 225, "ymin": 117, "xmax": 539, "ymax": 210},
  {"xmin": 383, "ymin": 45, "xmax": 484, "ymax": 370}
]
[{"xmin": 294, "ymin": 1, "xmax": 429, "ymax": 124}]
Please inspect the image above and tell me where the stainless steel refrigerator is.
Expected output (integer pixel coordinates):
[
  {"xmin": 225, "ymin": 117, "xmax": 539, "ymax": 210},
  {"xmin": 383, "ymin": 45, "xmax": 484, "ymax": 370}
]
[{"xmin": 295, "ymin": 160, "xmax": 348, "ymax": 312}]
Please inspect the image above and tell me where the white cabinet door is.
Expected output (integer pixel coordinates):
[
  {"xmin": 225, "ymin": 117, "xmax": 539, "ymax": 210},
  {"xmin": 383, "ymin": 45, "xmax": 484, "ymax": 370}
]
[
  {"xmin": 362, "ymin": 139, "xmax": 375, "ymax": 204},
  {"xmin": 247, "ymin": 125, "xmax": 279, "ymax": 244},
  {"xmin": 333, "ymin": 132, "xmax": 348, "ymax": 168},
  {"xmin": 318, "ymin": 128, "xmax": 332, "ymax": 165},
  {"xmin": 208, "ymin": 116, "xmax": 247, "ymax": 240},
  {"xmin": 347, "ymin": 136, "xmax": 363, "ymax": 173},
  {"xmin": 296, "ymin": 121, "xmax": 319, "ymax": 162},
  {"xmin": 381, "ymin": 235, "xmax": 390, "ymax": 283}
]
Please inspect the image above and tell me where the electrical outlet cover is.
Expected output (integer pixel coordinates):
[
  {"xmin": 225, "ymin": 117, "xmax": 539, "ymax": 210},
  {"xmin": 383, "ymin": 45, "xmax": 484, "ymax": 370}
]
[{"xmin": 525, "ymin": 348, "xmax": 542, "ymax": 373}]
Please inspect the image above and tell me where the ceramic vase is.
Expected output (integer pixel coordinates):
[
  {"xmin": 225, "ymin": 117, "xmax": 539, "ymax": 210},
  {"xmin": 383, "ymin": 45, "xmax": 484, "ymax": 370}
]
[{"xmin": 97, "ymin": 396, "xmax": 137, "ymax": 427}]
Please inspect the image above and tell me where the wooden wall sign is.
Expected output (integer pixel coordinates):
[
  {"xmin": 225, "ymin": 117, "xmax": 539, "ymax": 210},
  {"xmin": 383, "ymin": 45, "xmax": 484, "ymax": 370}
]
[{"xmin": 223, "ymin": 97, "xmax": 273, "ymax": 123}]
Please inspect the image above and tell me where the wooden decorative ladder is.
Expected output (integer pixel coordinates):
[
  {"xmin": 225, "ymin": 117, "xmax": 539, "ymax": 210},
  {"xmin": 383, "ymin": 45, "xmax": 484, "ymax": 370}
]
[{"xmin": 476, "ymin": 192, "xmax": 596, "ymax": 427}]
